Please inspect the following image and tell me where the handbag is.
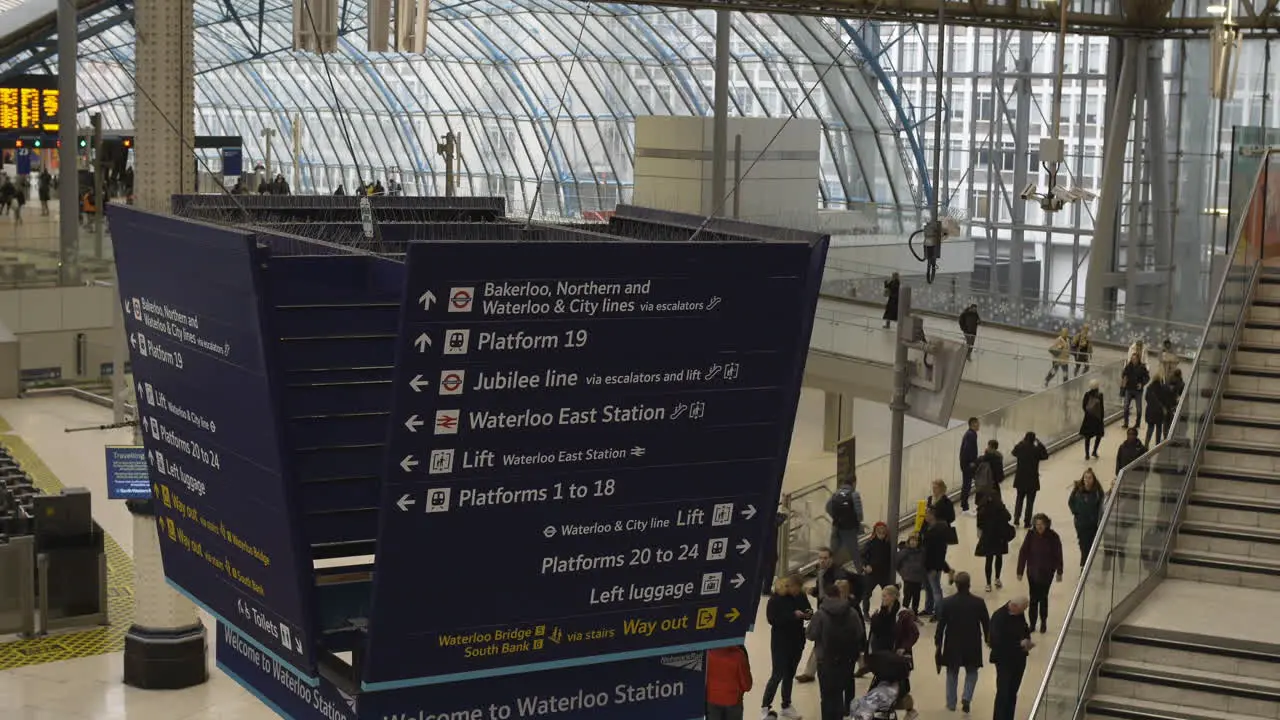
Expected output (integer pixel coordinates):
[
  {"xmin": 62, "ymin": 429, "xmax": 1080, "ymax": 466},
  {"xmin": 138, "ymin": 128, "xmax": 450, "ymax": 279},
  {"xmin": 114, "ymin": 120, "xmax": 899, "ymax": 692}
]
[{"xmin": 944, "ymin": 523, "xmax": 959, "ymax": 545}]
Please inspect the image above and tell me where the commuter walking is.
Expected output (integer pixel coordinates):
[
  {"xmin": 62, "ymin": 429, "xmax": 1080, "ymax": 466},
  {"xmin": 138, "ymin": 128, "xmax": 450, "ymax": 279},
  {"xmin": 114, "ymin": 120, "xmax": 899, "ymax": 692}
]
[
  {"xmin": 921, "ymin": 508, "xmax": 954, "ymax": 619},
  {"xmin": 1044, "ymin": 329, "xmax": 1072, "ymax": 386},
  {"xmin": 960, "ymin": 417, "xmax": 980, "ymax": 514},
  {"xmin": 37, "ymin": 170, "xmax": 50, "ymax": 216},
  {"xmin": 896, "ymin": 532, "xmax": 927, "ymax": 615},
  {"xmin": 934, "ymin": 571, "xmax": 990, "ymax": 714},
  {"xmin": 1115, "ymin": 427, "xmax": 1147, "ymax": 476},
  {"xmin": 1072, "ymin": 325, "xmax": 1093, "ymax": 377},
  {"xmin": 1016, "ymin": 514, "xmax": 1064, "ymax": 633},
  {"xmin": 861, "ymin": 522, "xmax": 894, "ymax": 616},
  {"xmin": 761, "ymin": 576, "xmax": 810, "ymax": 719},
  {"xmin": 706, "ymin": 645, "xmax": 752, "ymax": 720},
  {"xmin": 1011, "ymin": 431, "xmax": 1048, "ymax": 528},
  {"xmin": 827, "ymin": 479, "xmax": 864, "ymax": 566},
  {"xmin": 1080, "ymin": 379, "xmax": 1105, "ymax": 460},
  {"xmin": 1120, "ymin": 353, "xmax": 1150, "ymax": 430},
  {"xmin": 11, "ymin": 179, "xmax": 24, "ymax": 224},
  {"xmin": 807, "ymin": 583, "xmax": 866, "ymax": 720},
  {"xmin": 976, "ymin": 492, "xmax": 1014, "ymax": 591},
  {"xmin": 1144, "ymin": 368, "xmax": 1169, "ymax": 446},
  {"xmin": 0, "ymin": 177, "xmax": 13, "ymax": 219},
  {"xmin": 990, "ymin": 596, "xmax": 1035, "ymax": 720},
  {"xmin": 1159, "ymin": 339, "xmax": 1179, "ymax": 381},
  {"xmin": 1068, "ymin": 469, "xmax": 1106, "ymax": 568},
  {"xmin": 1164, "ymin": 368, "xmax": 1185, "ymax": 437},
  {"xmin": 883, "ymin": 272, "xmax": 901, "ymax": 329},
  {"xmin": 334, "ymin": 185, "xmax": 346, "ymax": 195},
  {"xmin": 796, "ymin": 547, "xmax": 848, "ymax": 683},
  {"xmin": 959, "ymin": 304, "xmax": 980, "ymax": 358},
  {"xmin": 973, "ymin": 439, "xmax": 1005, "ymax": 505}
]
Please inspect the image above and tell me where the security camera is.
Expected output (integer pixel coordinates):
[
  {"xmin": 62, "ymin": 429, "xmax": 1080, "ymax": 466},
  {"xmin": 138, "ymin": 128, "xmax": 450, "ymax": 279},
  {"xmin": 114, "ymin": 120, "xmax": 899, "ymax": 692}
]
[{"xmin": 1020, "ymin": 183, "xmax": 1037, "ymax": 201}]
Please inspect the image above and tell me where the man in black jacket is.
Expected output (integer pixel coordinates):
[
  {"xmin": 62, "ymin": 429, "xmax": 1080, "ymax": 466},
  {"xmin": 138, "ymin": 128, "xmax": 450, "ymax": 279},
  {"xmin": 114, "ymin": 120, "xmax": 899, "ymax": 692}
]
[
  {"xmin": 990, "ymin": 596, "xmax": 1034, "ymax": 720},
  {"xmin": 1115, "ymin": 427, "xmax": 1148, "ymax": 477},
  {"xmin": 807, "ymin": 583, "xmax": 866, "ymax": 720},
  {"xmin": 959, "ymin": 304, "xmax": 980, "ymax": 358},
  {"xmin": 1120, "ymin": 353, "xmax": 1150, "ymax": 430},
  {"xmin": 935, "ymin": 572, "xmax": 990, "ymax": 714},
  {"xmin": 797, "ymin": 547, "xmax": 851, "ymax": 683}
]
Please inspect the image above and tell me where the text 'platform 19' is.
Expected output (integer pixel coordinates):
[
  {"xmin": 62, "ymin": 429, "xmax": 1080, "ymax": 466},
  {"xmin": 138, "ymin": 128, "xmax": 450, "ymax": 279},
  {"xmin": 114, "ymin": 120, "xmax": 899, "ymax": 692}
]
[
  {"xmin": 110, "ymin": 210, "xmax": 318, "ymax": 679},
  {"xmin": 364, "ymin": 239, "xmax": 827, "ymax": 688}
]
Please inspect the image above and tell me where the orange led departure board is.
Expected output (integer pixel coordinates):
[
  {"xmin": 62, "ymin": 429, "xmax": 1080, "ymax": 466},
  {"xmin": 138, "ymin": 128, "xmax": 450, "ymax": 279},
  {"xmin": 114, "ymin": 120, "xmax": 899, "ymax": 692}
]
[{"xmin": 0, "ymin": 76, "xmax": 59, "ymax": 134}]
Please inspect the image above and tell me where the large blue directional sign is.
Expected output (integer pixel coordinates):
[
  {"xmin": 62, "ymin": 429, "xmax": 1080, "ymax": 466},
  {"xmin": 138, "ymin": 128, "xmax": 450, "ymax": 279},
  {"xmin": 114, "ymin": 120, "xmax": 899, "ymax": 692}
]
[
  {"xmin": 362, "ymin": 239, "xmax": 826, "ymax": 688},
  {"xmin": 216, "ymin": 621, "xmax": 706, "ymax": 720},
  {"xmin": 109, "ymin": 207, "xmax": 320, "ymax": 680}
]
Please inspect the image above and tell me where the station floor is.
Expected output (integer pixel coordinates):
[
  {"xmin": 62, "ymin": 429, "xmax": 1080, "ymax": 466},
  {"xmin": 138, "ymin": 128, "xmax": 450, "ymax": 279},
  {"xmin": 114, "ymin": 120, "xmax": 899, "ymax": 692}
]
[{"xmin": 0, "ymin": 392, "xmax": 1112, "ymax": 719}]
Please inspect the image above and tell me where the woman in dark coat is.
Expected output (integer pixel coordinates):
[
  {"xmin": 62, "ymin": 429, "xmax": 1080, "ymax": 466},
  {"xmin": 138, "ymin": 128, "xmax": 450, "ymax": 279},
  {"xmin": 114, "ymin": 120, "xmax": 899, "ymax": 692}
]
[
  {"xmin": 1068, "ymin": 468, "xmax": 1106, "ymax": 568},
  {"xmin": 975, "ymin": 492, "xmax": 1012, "ymax": 592},
  {"xmin": 1080, "ymin": 379, "xmax": 1105, "ymax": 460},
  {"xmin": 1011, "ymin": 431, "xmax": 1048, "ymax": 529},
  {"xmin": 883, "ymin": 272, "xmax": 900, "ymax": 329}
]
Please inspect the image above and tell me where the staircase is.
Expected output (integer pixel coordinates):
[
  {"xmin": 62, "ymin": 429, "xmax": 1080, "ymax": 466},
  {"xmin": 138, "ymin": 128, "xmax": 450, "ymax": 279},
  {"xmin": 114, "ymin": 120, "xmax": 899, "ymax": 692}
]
[{"xmin": 1081, "ymin": 271, "xmax": 1280, "ymax": 720}]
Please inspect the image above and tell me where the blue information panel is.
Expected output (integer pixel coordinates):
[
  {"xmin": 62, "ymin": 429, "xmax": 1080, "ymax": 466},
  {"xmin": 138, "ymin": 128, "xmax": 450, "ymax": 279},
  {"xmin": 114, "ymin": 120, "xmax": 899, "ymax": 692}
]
[
  {"xmin": 215, "ymin": 621, "xmax": 706, "ymax": 720},
  {"xmin": 363, "ymin": 239, "xmax": 825, "ymax": 687},
  {"xmin": 104, "ymin": 445, "xmax": 150, "ymax": 500},
  {"xmin": 222, "ymin": 147, "xmax": 243, "ymax": 177},
  {"xmin": 109, "ymin": 208, "xmax": 319, "ymax": 678}
]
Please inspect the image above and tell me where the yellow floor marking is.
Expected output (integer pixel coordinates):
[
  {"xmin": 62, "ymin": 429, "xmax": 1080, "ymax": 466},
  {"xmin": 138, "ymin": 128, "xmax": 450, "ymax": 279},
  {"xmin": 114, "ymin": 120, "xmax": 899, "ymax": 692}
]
[{"xmin": 0, "ymin": 434, "xmax": 134, "ymax": 670}]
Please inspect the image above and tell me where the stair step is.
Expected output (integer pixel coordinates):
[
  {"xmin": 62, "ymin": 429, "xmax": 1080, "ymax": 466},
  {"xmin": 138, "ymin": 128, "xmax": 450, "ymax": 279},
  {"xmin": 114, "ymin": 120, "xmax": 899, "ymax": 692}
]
[
  {"xmin": 1110, "ymin": 625, "xmax": 1280, "ymax": 680},
  {"xmin": 1190, "ymin": 491, "xmax": 1280, "ymax": 514},
  {"xmin": 1203, "ymin": 437, "xmax": 1280, "ymax": 456},
  {"xmin": 1212, "ymin": 413, "xmax": 1280, "ymax": 430},
  {"xmin": 1178, "ymin": 520, "xmax": 1280, "ymax": 560},
  {"xmin": 1229, "ymin": 363, "xmax": 1280, "ymax": 378},
  {"xmin": 1221, "ymin": 388, "xmax": 1280, "ymax": 403},
  {"xmin": 1086, "ymin": 693, "xmax": 1274, "ymax": 720},
  {"xmin": 1099, "ymin": 657, "xmax": 1280, "ymax": 707},
  {"xmin": 1168, "ymin": 549, "xmax": 1280, "ymax": 591},
  {"xmin": 1194, "ymin": 466, "xmax": 1280, "ymax": 501}
]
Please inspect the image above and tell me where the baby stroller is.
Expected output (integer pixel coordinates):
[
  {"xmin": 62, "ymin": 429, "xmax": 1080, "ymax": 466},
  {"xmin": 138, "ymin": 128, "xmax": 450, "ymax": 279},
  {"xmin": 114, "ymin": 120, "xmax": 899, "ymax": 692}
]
[{"xmin": 849, "ymin": 651, "xmax": 919, "ymax": 720}]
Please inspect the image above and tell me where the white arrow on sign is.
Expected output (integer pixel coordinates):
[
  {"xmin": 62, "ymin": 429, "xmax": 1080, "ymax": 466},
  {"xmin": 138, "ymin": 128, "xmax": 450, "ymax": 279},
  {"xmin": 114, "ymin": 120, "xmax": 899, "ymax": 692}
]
[
  {"xmin": 396, "ymin": 493, "xmax": 416, "ymax": 512},
  {"xmin": 730, "ymin": 573, "xmax": 746, "ymax": 589},
  {"xmin": 414, "ymin": 332, "xmax": 432, "ymax": 352},
  {"xmin": 404, "ymin": 415, "xmax": 424, "ymax": 433},
  {"xmin": 400, "ymin": 455, "xmax": 419, "ymax": 473},
  {"xmin": 409, "ymin": 375, "xmax": 430, "ymax": 393},
  {"xmin": 419, "ymin": 290, "xmax": 438, "ymax": 311},
  {"xmin": 740, "ymin": 504, "xmax": 757, "ymax": 521},
  {"xmin": 736, "ymin": 539, "xmax": 751, "ymax": 555}
]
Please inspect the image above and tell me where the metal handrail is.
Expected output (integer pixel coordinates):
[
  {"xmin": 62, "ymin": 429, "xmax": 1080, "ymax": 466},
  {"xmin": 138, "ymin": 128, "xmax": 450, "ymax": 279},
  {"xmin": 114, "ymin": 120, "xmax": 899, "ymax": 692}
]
[{"xmin": 1024, "ymin": 153, "xmax": 1270, "ymax": 719}]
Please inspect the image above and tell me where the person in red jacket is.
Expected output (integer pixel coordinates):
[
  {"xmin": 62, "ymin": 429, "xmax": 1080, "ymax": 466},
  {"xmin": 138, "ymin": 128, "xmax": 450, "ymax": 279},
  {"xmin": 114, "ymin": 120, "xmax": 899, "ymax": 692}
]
[
  {"xmin": 1016, "ymin": 513, "xmax": 1065, "ymax": 634},
  {"xmin": 706, "ymin": 645, "xmax": 753, "ymax": 719}
]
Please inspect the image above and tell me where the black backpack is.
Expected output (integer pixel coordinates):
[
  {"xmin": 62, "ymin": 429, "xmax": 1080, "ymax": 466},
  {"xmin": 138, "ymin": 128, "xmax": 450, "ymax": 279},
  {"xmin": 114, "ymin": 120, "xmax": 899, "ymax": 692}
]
[
  {"xmin": 822, "ymin": 607, "xmax": 865, "ymax": 664},
  {"xmin": 830, "ymin": 491, "xmax": 861, "ymax": 530}
]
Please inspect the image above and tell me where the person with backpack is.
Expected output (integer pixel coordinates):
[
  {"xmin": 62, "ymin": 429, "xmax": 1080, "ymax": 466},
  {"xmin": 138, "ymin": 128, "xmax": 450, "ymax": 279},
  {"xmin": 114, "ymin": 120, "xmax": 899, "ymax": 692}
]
[
  {"xmin": 705, "ymin": 644, "xmax": 752, "ymax": 720},
  {"xmin": 1044, "ymin": 328, "xmax": 1072, "ymax": 386},
  {"xmin": 807, "ymin": 582, "xmax": 867, "ymax": 720},
  {"xmin": 1144, "ymin": 368, "xmax": 1169, "ymax": 446},
  {"xmin": 1011, "ymin": 431, "xmax": 1048, "ymax": 529},
  {"xmin": 959, "ymin": 417, "xmax": 980, "ymax": 514},
  {"xmin": 1080, "ymin": 379, "xmax": 1106, "ymax": 460},
  {"xmin": 1072, "ymin": 325, "xmax": 1093, "ymax": 377},
  {"xmin": 973, "ymin": 439, "xmax": 1004, "ymax": 505},
  {"xmin": 827, "ymin": 480, "xmax": 864, "ymax": 566},
  {"xmin": 976, "ymin": 492, "xmax": 1015, "ymax": 592}
]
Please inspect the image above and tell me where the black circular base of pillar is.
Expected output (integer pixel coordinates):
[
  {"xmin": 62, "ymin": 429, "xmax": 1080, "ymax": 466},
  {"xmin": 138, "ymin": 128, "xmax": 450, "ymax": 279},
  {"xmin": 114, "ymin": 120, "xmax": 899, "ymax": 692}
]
[{"xmin": 123, "ymin": 622, "xmax": 208, "ymax": 689}]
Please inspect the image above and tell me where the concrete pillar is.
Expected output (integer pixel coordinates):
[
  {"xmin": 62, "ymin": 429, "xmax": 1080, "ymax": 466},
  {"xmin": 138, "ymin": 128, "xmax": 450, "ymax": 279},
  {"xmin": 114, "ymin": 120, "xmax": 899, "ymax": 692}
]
[
  {"xmin": 125, "ymin": 0, "xmax": 206, "ymax": 689},
  {"xmin": 1085, "ymin": 40, "xmax": 1140, "ymax": 314},
  {"xmin": 1144, "ymin": 41, "xmax": 1175, "ymax": 325},
  {"xmin": 1008, "ymin": 33, "xmax": 1033, "ymax": 301},
  {"xmin": 823, "ymin": 391, "xmax": 853, "ymax": 453},
  {"xmin": 133, "ymin": 0, "xmax": 195, "ymax": 213},
  {"xmin": 124, "ymin": 500, "xmax": 207, "ymax": 688}
]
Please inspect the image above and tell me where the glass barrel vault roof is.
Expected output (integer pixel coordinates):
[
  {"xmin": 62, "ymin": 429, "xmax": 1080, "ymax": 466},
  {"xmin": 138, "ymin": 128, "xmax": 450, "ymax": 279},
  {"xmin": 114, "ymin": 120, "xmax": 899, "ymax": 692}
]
[{"xmin": 0, "ymin": 0, "xmax": 924, "ymax": 217}]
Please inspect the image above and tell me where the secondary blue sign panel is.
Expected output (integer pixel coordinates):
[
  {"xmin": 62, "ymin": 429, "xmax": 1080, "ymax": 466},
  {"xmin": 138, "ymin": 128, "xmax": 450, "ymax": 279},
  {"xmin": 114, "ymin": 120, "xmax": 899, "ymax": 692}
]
[
  {"xmin": 221, "ymin": 147, "xmax": 243, "ymax": 177},
  {"xmin": 215, "ymin": 621, "xmax": 706, "ymax": 720},
  {"xmin": 109, "ymin": 207, "xmax": 319, "ymax": 679},
  {"xmin": 363, "ymin": 239, "xmax": 826, "ymax": 687},
  {"xmin": 105, "ymin": 445, "xmax": 150, "ymax": 499}
]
